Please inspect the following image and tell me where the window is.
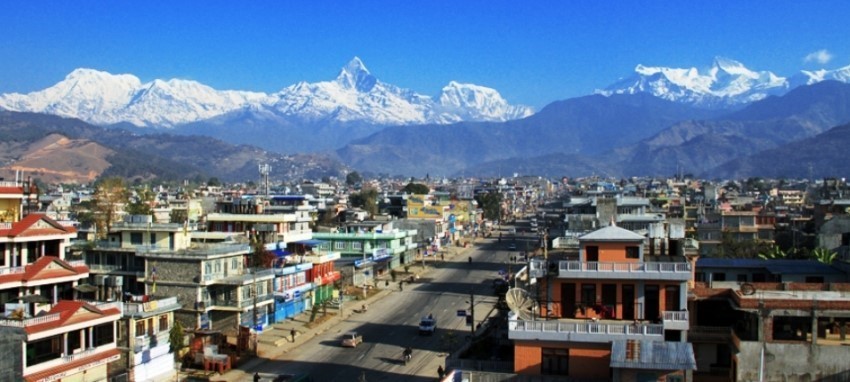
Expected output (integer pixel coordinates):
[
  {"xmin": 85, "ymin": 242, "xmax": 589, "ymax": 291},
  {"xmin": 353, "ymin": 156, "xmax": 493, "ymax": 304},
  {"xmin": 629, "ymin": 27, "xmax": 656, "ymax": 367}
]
[
  {"xmin": 335, "ymin": 241, "xmax": 346, "ymax": 250},
  {"xmin": 626, "ymin": 246, "xmax": 640, "ymax": 259},
  {"xmin": 695, "ymin": 272, "xmax": 705, "ymax": 282},
  {"xmin": 541, "ymin": 348, "xmax": 569, "ymax": 375},
  {"xmin": 159, "ymin": 315, "xmax": 169, "ymax": 332},
  {"xmin": 581, "ymin": 284, "xmax": 596, "ymax": 305},
  {"xmin": 711, "ymin": 272, "xmax": 726, "ymax": 282},
  {"xmin": 26, "ymin": 337, "xmax": 61, "ymax": 366},
  {"xmin": 136, "ymin": 320, "xmax": 146, "ymax": 337},
  {"xmin": 205, "ymin": 262, "xmax": 212, "ymax": 274},
  {"xmin": 352, "ymin": 242, "xmax": 362, "ymax": 250},
  {"xmin": 232, "ymin": 258, "xmax": 238, "ymax": 270},
  {"xmin": 93, "ymin": 322, "xmax": 115, "ymax": 347},
  {"xmin": 150, "ymin": 233, "xmax": 156, "ymax": 245},
  {"xmin": 737, "ymin": 274, "xmax": 748, "ymax": 282},
  {"xmin": 805, "ymin": 276, "xmax": 824, "ymax": 283},
  {"xmin": 130, "ymin": 232, "xmax": 143, "ymax": 245},
  {"xmin": 667, "ymin": 375, "xmax": 684, "ymax": 382}
]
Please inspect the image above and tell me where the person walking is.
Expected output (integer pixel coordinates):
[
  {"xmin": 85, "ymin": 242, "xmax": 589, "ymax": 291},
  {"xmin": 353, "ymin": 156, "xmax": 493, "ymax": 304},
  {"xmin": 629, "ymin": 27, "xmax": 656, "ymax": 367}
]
[
  {"xmin": 290, "ymin": 328, "xmax": 296, "ymax": 343},
  {"xmin": 437, "ymin": 365, "xmax": 444, "ymax": 379}
]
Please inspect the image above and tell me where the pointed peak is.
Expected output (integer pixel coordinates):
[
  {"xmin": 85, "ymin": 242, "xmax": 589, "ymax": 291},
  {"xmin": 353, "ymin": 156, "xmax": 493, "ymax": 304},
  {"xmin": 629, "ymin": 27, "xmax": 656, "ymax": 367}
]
[
  {"xmin": 343, "ymin": 57, "xmax": 370, "ymax": 76},
  {"xmin": 336, "ymin": 57, "xmax": 377, "ymax": 92}
]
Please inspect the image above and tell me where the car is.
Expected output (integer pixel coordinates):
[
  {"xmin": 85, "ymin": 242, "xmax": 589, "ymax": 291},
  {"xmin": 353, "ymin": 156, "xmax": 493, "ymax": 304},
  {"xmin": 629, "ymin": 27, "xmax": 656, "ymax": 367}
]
[
  {"xmin": 341, "ymin": 332, "xmax": 363, "ymax": 347},
  {"xmin": 419, "ymin": 316, "xmax": 437, "ymax": 335}
]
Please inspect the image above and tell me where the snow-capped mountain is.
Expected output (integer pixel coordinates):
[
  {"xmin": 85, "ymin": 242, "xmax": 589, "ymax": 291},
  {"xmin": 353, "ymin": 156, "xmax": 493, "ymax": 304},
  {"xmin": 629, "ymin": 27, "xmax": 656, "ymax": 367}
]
[
  {"xmin": 796, "ymin": 63, "xmax": 850, "ymax": 86},
  {"xmin": 0, "ymin": 57, "xmax": 533, "ymax": 127},
  {"xmin": 597, "ymin": 57, "xmax": 791, "ymax": 108}
]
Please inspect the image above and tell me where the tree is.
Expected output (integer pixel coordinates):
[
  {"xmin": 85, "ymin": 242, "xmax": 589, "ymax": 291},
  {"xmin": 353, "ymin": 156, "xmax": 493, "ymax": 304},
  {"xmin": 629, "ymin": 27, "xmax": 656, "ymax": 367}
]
[
  {"xmin": 346, "ymin": 171, "xmax": 362, "ymax": 186},
  {"xmin": 475, "ymin": 192, "xmax": 503, "ymax": 221},
  {"xmin": 810, "ymin": 248, "xmax": 837, "ymax": 264},
  {"xmin": 169, "ymin": 320, "xmax": 185, "ymax": 357},
  {"xmin": 758, "ymin": 246, "xmax": 788, "ymax": 260},
  {"xmin": 92, "ymin": 177, "xmax": 129, "ymax": 238},
  {"xmin": 350, "ymin": 188, "xmax": 378, "ymax": 216},
  {"xmin": 403, "ymin": 182, "xmax": 430, "ymax": 195},
  {"xmin": 207, "ymin": 177, "xmax": 221, "ymax": 187},
  {"xmin": 125, "ymin": 186, "xmax": 156, "ymax": 218}
]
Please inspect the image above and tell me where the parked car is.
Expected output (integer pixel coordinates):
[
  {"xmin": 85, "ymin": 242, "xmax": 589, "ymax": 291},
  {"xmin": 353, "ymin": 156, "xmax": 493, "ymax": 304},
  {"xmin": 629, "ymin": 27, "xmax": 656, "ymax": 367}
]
[{"xmin": 341, "ymin": 332, "xmax": 363, "ymax": 347}]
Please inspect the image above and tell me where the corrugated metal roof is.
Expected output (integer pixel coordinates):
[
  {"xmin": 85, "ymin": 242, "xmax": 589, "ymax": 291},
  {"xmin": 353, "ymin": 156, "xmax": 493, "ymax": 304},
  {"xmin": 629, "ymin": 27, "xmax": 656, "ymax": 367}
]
[
  {"xmin": 580, "ymin": 225, "xmax": 645, "ymax": 242},
  {"xmin": 696, "ymin": 258, "xmax": 843, "ymax": 275},
  {"xmin": 610, "ymin": 340, "xmax": 696, "ymax": 370}
]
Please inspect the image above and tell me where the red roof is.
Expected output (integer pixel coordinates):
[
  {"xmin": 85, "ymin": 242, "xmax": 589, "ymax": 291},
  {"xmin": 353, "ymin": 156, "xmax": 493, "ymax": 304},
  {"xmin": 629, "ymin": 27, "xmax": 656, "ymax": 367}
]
[
  {"xmin": 24, "ymin": 348, "xmax": 121, "ymax": 382},
  {"xmin": 24, "ymin": 300, "xmax": 121, "ymax": 335},
  {"xmin": 0, "ymin": 256, "xmax": 88, "ymax": 285},
  {"xmin": 0, "ymin": 186, "xmax": 24, "ymax": 194},
  {"xmin": 0, "ymin": 213, "xmax": 77, "ymax": 238}
]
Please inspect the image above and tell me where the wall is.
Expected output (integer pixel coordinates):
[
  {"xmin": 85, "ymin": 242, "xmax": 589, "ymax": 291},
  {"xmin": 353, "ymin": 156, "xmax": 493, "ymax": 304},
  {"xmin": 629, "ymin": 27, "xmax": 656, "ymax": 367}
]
[
  {"xmin": 0, "ymin": 327, "xmax": 24, "ymax": 381},
  {"xmin": 583, "ymin": 242, "xmax": 641, "ymax": 263},
  {"xmin": 514, "ymin": 342, "xmax": 541, "ymax": 374},
  {"xmin": 737, "ymin": 341, "xmax": 850, "ymax": 381},
  {"xmin": 570, "ymin": 347, "xmax": 610, "ymax": 380}
]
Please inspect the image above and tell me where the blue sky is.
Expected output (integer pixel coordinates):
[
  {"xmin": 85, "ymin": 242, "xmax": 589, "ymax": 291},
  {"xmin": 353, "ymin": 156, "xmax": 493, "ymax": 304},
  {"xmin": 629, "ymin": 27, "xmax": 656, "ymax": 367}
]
[{"xmin": 1, "ymin": 1, "xmax": 848, "ymax": 108}]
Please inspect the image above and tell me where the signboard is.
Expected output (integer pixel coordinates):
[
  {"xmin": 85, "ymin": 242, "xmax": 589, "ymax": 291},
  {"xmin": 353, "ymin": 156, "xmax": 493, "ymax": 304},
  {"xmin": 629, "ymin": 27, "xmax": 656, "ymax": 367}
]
[
  {"xmin": 457, "ymin": 310, "xmax": 467, "ymax": 317},
  {"xmin": 200, "ymin": 313, "xmax": 210, "ymax": 329}
]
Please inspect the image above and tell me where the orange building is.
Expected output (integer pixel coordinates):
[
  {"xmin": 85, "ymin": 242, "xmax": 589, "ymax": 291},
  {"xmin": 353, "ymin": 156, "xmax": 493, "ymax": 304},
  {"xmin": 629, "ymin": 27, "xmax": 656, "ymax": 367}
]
[{"xmin": 511, "ymin": 224, "xmax": 696, "ymax": 381}]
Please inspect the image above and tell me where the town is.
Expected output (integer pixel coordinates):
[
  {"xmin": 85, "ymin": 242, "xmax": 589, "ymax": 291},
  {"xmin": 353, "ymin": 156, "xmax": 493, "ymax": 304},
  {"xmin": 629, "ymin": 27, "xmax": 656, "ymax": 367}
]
[{"xmin": 1, "ymin": 168, "xmax": 849, "ymax": 382}]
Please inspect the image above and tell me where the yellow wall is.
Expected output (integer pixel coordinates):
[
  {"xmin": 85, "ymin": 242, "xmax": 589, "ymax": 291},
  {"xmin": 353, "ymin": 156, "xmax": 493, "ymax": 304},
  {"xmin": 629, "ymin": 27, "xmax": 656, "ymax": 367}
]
[{"xmin": 0, "ymin": 199, "xmax": 21, "ymax": 222}]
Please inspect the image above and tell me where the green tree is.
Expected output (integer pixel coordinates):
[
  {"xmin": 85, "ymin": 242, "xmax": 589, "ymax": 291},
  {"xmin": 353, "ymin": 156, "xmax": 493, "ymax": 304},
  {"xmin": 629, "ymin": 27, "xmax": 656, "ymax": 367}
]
[
  {"xmin": 758, "ymin": 246, "xmax": 788, "ymax": 260},
  {"xmin": 475, "ymin": 192, "xmax": 503, "ymax": 221},
  {"xmin": 169, "ymin": 320, "xmax": 185, "ymax": 356},
  {"xmin": 810, "ymin": 248, "xmax": 837, "ymax": 264},
  {"xmin": 207, "ymin": 177, "xmax": 221, "ymax": 187},
  {"xmin": 125, "ymin": 186, "xmax": 156, "ymax": 218},
  {"xmin": 715, "ymin": 232, "xmax": 772, "ymax": 259},
  {"xmin": 350, "ymin": 188, "xmax": 378, "ymax": 216},
  {"xmin": 346, "ymin": 171, "xmax": 362, "ymax": 186},
  {"xmin": 403, "ymin": 182, "xmax": 430, "ymax": 195}
]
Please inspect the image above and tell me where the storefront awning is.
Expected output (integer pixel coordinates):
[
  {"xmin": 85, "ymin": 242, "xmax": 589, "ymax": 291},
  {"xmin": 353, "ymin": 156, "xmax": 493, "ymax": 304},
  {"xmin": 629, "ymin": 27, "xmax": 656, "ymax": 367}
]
[
  {"xmin": 73, "ymin": 284, "xmax": 98, "ymax": 293},
  {"xmin": 292, "ymin": 239, "xmax": 325, "ymax": 246},
  {"xmin": 272, "ymin": 249, "xmax": 291, "ymax": 257},
  {"xmin": 18, "ymin": 294, "xmax": 50, "ymax": 303}
]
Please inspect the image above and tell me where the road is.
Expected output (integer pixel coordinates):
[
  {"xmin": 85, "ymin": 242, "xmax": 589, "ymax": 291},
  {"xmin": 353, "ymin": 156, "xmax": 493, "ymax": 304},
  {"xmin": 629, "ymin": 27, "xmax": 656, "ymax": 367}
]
[{"xmin": 245, "ymin": 235, "xmax": 518, "ymax": 381}]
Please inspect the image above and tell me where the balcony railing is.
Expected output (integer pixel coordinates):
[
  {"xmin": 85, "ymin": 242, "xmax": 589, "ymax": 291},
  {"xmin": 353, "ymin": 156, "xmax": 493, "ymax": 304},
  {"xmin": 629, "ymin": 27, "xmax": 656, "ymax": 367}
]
[
  {"xmin": 558, "ymin": 261, "xmax": 691, "ymax": 281},
  {"xmin": 66, "ymin": 259, "xmax": 87, "ymax": 268},
  {"xmin": 509, "ymin": 318, "xmax": 664, "ymax": 343},
  {"xmin": 62, "ymin": 347, "xmax": 96, "ymax": 364},
  {"xmin": 207, "ymin": 294, "xmax": 273, "ymax": 309},
  {"xmin": 0, "ymin": 312, "xmax": 61, "ymax": 327},
  {"xmin": 662, "ymin": 310, "xmax": 689, "ymax": 330},
  {"xmin": 124, "ymin": 297, "xmax": 179, "ymax": 316},
  {"xmin": 0, "ymin": 266, "xmax": 26, "ymax": 276}
]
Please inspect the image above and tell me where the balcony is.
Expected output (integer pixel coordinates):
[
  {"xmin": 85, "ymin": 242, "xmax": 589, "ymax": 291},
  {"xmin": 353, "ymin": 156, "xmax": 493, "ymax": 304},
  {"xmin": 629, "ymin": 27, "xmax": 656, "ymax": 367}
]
[
  {"xmin": 0, "ymin": 266, "xmax": 26, "ymax": 276},
  {"xmin": 558, "ymin": 261, "xmax": 691, "ymax": 281},
  {"xmin": 124, "ymin": 297, "xmax": 180, "ymax": 318},
  {"xmin": 0, "ymin": 312, "xmax": 61, "ymax": 327},
  {"xmin": 509, "ymin": 318, "xmax": 664, "ymax": 343},
  {"xmin": 206, "ymin": 268, "xmax": 275, "ymax": 285},
  {"xmin": 207, "ymin": 294, "xmax": 273, "ymax": 310},
  {"xmin": 662, "ymin": 310, "xmax": 689, "ymax": 331}
]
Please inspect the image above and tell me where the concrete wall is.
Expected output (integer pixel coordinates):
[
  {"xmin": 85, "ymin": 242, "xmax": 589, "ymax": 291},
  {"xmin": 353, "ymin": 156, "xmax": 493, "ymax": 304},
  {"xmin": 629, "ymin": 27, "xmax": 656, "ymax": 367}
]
[
  {"xmin": 738, "ymin": 341, "xmax": 850, "ymax": 381},
  {"xmin": 0, "ymin": 327, "xmax": 25, "ymax": 381},
  {"xmin": 148, "ymin": 258, "xmax": 200, "ymax": 283}
]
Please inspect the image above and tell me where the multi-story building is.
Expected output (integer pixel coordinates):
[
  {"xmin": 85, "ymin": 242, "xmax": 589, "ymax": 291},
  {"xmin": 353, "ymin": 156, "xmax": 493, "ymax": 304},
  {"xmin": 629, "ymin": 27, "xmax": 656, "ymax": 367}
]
[
  {"xmin": 119, "ymin": 295, "xmax": 182, "ymax": 381},
  {"xmin": 0, "ymin": 300, "xmax": 123, "ymax": 382},
  {"xmin": 511, "ymin": 224, "xmax": 695, "ymax": 380},
  {"xmin": 690, "ymin": 262, "xmax": 850, "ymax": 381}
]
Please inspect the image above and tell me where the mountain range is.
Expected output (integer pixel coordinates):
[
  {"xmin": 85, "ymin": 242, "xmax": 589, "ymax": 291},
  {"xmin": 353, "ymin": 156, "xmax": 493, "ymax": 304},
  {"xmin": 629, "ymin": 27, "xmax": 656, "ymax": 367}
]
[
  {"xmin": 3, "ymin": 57, "xmax": 850, "ymax": 182},
  {"xmin": 598, "ymin": 57, "xmax": 850, "ymax": 109}
]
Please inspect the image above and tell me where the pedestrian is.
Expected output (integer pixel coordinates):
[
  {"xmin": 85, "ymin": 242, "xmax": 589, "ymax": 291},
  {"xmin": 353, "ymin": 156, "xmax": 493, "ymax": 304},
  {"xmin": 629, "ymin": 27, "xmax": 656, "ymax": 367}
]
[
  {"xmin": 437, "ymin": 365, "xmax": 444, "ymax": 379},
  {"xmin": 291, "ymin": 328, "xmax": 296, "ymax": 342},
  {"xmin": 440, "ymin": 253, "xmax": 444, "ymax": 262},
  {"xmin": 399, "ymin": 281, "xmax": 404, "ymax": 291},
  {"xmin": 385, "ymin": 279, "xmax": 389, "ymax": 287},
  {"xmin": 254, "ymin": 372, "xmax": 261, "ymax": 382}
]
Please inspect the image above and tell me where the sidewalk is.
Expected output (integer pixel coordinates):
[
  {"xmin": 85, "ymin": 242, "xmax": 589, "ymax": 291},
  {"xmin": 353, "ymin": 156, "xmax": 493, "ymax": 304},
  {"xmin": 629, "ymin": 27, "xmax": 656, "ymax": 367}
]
[{"xmin": 205, "ymin": 240, "xmax": 477, "ymax": 382}]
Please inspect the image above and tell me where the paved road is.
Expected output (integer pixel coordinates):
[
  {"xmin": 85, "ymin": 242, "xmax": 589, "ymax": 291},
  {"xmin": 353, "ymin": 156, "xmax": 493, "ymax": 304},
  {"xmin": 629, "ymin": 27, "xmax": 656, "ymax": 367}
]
[{"xmin": 245, "ymin": 236, "xmax": 514, "ymax": 381}]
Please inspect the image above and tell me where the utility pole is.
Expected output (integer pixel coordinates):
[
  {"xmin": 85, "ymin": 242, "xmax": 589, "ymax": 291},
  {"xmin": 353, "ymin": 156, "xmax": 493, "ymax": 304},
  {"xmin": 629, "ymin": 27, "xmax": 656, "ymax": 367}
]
[{"xmin": 469, "ymin": 289, "xmax": 475, "ymax": 338}]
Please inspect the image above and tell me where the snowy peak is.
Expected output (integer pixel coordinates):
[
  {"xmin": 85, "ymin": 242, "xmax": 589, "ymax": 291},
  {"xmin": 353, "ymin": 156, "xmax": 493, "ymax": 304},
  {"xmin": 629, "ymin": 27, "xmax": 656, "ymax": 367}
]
[
  {"xmin": 336, "ymin": 56, "xmax": 377, "ymax": 92},
  {"xmin": 0, "ymin": 58, "xmax": 532, "ymax": 127},
  {"xmin": 599, "ymin": 57, "xmax": 791, "ymax": 108},
  {"xmin": 600, "ymin": 57, "xmax": 850, "ymax": 108},
  {"xmin": 435, "ymin": 81, "xmax": 533, "ymax": 122}
]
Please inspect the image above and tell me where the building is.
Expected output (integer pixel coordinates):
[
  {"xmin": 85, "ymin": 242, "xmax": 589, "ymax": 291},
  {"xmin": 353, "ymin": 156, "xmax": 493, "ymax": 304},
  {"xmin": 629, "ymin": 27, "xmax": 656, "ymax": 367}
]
[
  {"xmin": 510, "ymin": 224, "xmax": 695, "ymax": 380},
  {"xmin": 119, "ymin": 295, "xmax": 182, "ymax": 382},
  {"xmin": 0, "ymin": 300, "xmax": 122, "ymax": 382}
]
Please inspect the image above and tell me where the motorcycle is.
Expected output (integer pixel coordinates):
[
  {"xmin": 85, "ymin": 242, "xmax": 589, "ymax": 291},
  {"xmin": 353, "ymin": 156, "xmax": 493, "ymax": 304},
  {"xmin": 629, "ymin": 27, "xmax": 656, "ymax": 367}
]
[{"xmin": 402, "ymin": 348, "xmax": 412, "ymax": 365}]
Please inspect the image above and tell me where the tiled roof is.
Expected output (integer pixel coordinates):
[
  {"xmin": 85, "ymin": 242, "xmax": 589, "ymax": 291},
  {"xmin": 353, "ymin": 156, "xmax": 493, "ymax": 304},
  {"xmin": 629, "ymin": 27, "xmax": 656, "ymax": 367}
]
[
  {"xmin": 580, "ymin": 225, "xmax": 645, "ymax": 242},
  {"xmin": 610, "ymin": 340, "xmax": 696, "ymax": 370},
  {"xmin": 0, "ymin": 213, "xmax": 76, "ymax": 238},
  {"xmin": 0, "ymin": 186, "xmax": 24, "ymax": 194},
  {"xmin": 24, "ymin": 348, "xmax": 120, "ymax": 382},
  {"xmin": 0, "ymin": 256, "xmax": 88, "ymax": 285},
  {"xmin": 24, "ymin": 300, "xmax": 121, "ymax": 335}
]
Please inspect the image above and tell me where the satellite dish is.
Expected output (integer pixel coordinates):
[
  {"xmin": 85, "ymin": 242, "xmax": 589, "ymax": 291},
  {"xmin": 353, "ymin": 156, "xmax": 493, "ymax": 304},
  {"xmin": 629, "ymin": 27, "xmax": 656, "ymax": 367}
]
[{"xmin": 506, "ymin": 288, "xmax": 538, "ymax": 320}]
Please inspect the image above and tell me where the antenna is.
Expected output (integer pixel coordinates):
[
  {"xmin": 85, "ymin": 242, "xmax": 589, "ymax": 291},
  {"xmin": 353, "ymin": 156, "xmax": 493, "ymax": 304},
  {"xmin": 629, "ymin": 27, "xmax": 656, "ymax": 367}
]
[
  {"xmin": 505, "ymin": 287, "xmax": 538, "ymax": 320},
  {"xmin": 258, "ymin": 164, "xmax": 271, "ymax": 197}
]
